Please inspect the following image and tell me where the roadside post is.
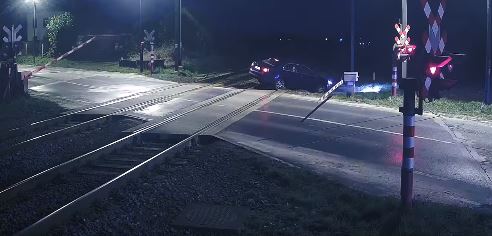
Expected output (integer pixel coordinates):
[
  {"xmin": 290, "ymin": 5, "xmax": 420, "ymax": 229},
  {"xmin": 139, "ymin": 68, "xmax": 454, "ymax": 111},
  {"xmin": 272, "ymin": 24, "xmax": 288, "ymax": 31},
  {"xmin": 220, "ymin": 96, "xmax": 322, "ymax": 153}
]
[
  {"xmin": 398, "ymin": 78, "xmax": 423, "ymax": 209},
  {"xmin": 391, "ymin": 21, "xmax": 418, "ymax": 209},
  {"xmin": 144, "ymin": 30, "xmax": 156, "ymax": 74},
  {"xmin": 344, "ymin": 72, "xmax": 358, "ymax": 97},
  {"xmin": 150, "ymin": 53, "xmax": 155, "ymax": 75}
]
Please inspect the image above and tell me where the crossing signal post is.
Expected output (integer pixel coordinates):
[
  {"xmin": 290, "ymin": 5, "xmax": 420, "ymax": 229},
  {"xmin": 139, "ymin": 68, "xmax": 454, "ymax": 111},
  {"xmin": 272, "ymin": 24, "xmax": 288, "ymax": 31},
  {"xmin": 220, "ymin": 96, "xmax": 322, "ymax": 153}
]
[
  {"xmin": 1, "ymin": 25, "xmax": 26, "ymax": 102},
  {"xmin": 422, "ymin": 55, "xmax": 458, "ymax": 101},
  {"xmin": 392, "ymin": 22, "xmax": 419, "ymax": 210},
  {"xmin": 419, "ymin": 0, "xmax": 460, "ymax": 102}
]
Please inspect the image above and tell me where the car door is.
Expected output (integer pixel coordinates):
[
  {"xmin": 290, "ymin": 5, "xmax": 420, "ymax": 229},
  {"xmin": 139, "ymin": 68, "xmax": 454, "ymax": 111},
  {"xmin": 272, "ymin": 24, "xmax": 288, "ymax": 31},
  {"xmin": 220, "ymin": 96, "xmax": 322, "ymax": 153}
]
[{"xmin": 297, "ymin": 65, "xmax": 318, "ymax": 90}]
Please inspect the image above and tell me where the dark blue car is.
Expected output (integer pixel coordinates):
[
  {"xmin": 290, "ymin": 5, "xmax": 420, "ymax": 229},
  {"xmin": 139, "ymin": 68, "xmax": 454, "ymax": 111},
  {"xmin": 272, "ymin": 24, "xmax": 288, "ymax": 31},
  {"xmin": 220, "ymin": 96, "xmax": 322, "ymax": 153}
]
[{"xmin": 249, "ymin": 58, "xmax": 334, "ymax": 92}]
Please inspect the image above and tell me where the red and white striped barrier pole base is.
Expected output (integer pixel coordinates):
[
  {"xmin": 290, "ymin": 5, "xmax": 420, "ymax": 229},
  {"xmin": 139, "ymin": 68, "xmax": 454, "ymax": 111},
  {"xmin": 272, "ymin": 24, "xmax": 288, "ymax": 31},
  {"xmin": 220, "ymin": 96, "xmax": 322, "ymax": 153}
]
[
  {"xmin": 25, "ymin": 36, "xmax": 97, "ymax": 79},
  {"xmin": 399, "ymin": 77, "xmax": 419, "ymax": 209}
]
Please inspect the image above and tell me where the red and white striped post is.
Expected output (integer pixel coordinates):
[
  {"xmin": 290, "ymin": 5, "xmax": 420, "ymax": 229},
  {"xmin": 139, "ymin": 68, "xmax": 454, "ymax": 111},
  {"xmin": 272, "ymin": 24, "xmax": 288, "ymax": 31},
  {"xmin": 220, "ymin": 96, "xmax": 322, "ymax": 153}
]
[{"xmin": 399, "ymin": 78, "xmax": 420, "ymax": 209}]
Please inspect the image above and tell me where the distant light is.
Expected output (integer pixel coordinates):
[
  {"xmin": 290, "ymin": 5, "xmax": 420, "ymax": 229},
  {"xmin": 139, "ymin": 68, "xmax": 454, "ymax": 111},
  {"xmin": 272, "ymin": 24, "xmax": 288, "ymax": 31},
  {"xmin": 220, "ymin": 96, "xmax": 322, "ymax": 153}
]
[
  {"xmin": 430, "ymin": 66, "xmax": 437, "ymax": 75},
  {"xmin": 360, "ymin": 84, "xmax": 383, "ymax": 93},
  {"xmin": 328, "ymin": 80, "xmax": 333, "ymax": 86},
  {"xmin": 262, "ymin": 67, "xmax": 270, "ymax": 73},
  {"xmin": 279, "ymin": 38, "xmax": 282, "ymax": 41},
  {"xmin": 339, "ymin": 38, "xmax": 343, "ymax": 43},
  {"xmin": 325, "ymin": 37, "xmax": 328, "ymax": 41}
]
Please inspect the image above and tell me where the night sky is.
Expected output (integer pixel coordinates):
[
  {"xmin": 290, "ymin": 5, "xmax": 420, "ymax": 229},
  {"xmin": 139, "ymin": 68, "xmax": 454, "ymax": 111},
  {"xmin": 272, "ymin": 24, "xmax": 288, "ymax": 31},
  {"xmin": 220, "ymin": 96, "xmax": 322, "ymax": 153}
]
[{"xmin": 0, "ymin": 0, "xmax": 489, "ymax": 81}]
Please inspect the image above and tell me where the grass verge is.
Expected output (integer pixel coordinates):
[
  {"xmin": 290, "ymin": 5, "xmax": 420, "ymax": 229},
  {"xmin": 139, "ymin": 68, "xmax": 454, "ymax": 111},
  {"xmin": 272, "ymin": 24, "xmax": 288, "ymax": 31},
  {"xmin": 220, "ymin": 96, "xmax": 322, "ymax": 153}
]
[
  {"xmin": 333, "ymin": 91, "xmax": 492, "ymax": 121},
  {"xmin": 240, "ymin": 142, "xmax": 492, "ymax": 236},
  {"xmin": 17, "ymin": 56, "xmax": 226, "ymax": 83}
]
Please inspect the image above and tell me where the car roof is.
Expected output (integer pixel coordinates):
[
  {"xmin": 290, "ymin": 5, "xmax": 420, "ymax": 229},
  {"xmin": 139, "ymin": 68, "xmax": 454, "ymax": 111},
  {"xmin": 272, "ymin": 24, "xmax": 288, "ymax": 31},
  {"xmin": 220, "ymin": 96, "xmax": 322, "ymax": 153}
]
[{"xmin": 262, "ymin": 58, "xmax": 281, "ymax": 66}]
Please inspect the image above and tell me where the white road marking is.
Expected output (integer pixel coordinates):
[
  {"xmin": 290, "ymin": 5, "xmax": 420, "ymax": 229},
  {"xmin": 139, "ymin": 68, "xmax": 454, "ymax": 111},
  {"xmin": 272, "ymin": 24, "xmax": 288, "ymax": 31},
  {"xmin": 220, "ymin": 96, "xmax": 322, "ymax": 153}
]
[{"xmin": 254, "ymin": 110, "xmax": 455, "ymax": 145}]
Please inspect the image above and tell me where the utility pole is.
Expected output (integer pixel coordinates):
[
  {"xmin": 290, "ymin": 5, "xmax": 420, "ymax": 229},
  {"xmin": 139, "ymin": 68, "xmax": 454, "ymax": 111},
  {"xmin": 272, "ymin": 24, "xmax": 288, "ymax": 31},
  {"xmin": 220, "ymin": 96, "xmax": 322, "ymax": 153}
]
[
  {"xmin": 174, "ymin": 0, "xmax": 182, "ymax": 70},
  {"xmin": 402, "ymin": 0, "xmax": 408, "ymax": 79},
  {"xmin": 139, "ymin": 0, "xmax": 142, "ymax": 39},
  {"xmin": 350, "ymin": 0, "xmax": 355, "ymax": 71},
  {"xmin": 485, "ymin": 0, "xmax": 491, "ymax": 105}
]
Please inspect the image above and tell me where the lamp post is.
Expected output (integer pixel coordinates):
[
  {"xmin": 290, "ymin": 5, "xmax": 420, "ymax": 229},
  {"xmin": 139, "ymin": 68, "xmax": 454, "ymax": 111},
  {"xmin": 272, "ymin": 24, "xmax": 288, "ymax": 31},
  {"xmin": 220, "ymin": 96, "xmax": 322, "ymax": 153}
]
[
  {"xmin": 485, "ymin": 0, "xmax": 491, "ymax": 105},
  {"xmin": 26, "ymin": 0, "xmax": 38, "ymax": 64},
  {"xmin": 139, "ymin": 0, "xmax": 142, "ymax": 39},
  {"xmin": 350, "ymin": 0, "xmax": 355, "ymax": 72},
  {"xmin": 174, "ymin": 0, "xmax": 182, "ymax": 70}
]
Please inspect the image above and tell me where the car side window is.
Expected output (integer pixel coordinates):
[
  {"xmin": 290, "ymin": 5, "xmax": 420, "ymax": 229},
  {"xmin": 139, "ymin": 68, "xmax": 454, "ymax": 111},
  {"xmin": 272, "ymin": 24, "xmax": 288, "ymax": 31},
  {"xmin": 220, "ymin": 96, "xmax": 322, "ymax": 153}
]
[{"xmin": 298, "ymin": 65, "xmax": 313, "ymax": 75}]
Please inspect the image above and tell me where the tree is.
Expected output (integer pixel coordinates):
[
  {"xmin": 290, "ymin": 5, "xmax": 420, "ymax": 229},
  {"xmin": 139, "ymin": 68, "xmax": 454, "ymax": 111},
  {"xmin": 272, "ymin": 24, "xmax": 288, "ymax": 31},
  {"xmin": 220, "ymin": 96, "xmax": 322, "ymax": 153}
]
[{"xmin": 46, "ymin": 12, "xmax": 75, "ymax": 56}]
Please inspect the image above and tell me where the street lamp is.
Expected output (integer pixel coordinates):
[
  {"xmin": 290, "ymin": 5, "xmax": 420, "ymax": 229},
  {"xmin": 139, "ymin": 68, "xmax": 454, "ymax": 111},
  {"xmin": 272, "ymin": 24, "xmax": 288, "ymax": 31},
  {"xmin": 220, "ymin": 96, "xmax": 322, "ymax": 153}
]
[
  {"xmin": 26, "ymin": 0, "xmax": 39, "ymax": 64},
  {"xmin": 139, "ymin": 0, "xmax": 142, "ymax": 39},
  {"xmin": 485, "ymin": 0, "xmax": 491, "ymax": 105},
  {"xmin": 174, "ymin": 0, "xmax": 182, "ymax": 70}
]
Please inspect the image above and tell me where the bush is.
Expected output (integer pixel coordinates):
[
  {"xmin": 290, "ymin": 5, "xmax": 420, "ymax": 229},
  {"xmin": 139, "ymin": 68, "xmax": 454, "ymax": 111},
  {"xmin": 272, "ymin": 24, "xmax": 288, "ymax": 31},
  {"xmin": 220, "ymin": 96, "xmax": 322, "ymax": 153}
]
[{"xmin": 46, "ymin": 12, "xmax": 75, "ymax": 56}]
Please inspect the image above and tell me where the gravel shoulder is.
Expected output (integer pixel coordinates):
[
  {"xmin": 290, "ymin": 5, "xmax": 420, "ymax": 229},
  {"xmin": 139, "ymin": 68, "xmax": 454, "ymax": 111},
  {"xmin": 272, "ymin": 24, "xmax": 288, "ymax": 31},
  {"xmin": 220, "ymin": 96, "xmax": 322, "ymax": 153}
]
[{"xmin": 53, "ymin": 139, "xmax": 492, "ymax": 236}]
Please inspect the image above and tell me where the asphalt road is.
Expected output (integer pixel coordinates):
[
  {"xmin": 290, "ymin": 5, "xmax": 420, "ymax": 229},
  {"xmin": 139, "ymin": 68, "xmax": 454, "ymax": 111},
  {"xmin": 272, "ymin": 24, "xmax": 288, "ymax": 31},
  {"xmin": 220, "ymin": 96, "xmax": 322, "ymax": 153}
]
[
  {"xmin": 218, "ymin": 95, "xmax": 492, "ymax": 207},
  {"xmin": 18, "ymin": 66, "xmax": 492, "ymax": 207}
]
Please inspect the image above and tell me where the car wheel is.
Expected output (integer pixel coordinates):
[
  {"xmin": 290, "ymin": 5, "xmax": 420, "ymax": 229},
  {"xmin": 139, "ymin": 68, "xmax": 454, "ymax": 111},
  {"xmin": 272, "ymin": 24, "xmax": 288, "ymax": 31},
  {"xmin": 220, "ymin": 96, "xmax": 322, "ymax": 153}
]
[{"xmin": 275, "ymin": 79, "xmax": 286, "ymax": 90}]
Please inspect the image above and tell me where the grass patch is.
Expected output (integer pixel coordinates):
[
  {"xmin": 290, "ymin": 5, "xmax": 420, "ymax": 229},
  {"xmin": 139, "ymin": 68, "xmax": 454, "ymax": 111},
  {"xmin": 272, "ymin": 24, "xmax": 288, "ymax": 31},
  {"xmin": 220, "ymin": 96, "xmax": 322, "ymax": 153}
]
[
  {"xmin": 17, "ymin": 56, "xmax": 138, "ymax": 74},
  {"xmin": 17, "ymin": 56, "xmax": 227, "ymax": 83},
  {"xmin": 334, "ymin": 91, "xmax": 492, "ymax": 121},
  {"xmin": 243, "ymin": 152, "xmax": 492, "ymax": 236}
]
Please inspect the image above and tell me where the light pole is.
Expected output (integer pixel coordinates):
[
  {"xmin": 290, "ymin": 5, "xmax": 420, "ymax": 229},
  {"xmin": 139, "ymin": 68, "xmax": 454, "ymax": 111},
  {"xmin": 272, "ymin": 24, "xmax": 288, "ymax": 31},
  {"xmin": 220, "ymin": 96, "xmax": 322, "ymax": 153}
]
[
  {"xmin": 350, "ymin": 0, "xmax": 355, "ymax": 72},
  {"xmin": 485, "ymin": 0, "xmax": 491, "ymax": 105},
  {"xmin": 139, "ymin": 0, "xmax": 142, "ymax": 39},
  {"xmin": 26, "ymin": 0, "xmax": 39, "ymax": 64},
  {"xmin": 174, "ymin": 0, "xmax": 182, "ymax": 70}
]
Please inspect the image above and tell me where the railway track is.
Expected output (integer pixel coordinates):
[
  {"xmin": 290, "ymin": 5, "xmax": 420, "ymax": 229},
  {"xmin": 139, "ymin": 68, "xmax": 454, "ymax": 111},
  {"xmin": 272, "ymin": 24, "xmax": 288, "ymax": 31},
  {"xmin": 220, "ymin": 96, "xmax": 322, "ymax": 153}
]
[
  {"xmin": 0, "ymin": 72, "xmax": 245, "ymax": 155},
  {"xmin": 0, "ymin": 86, "xmax": 276, "ymax": 235},
  {"xmin": 0, "ymin": 72, "xmax": 234, "ymax": 141}
]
